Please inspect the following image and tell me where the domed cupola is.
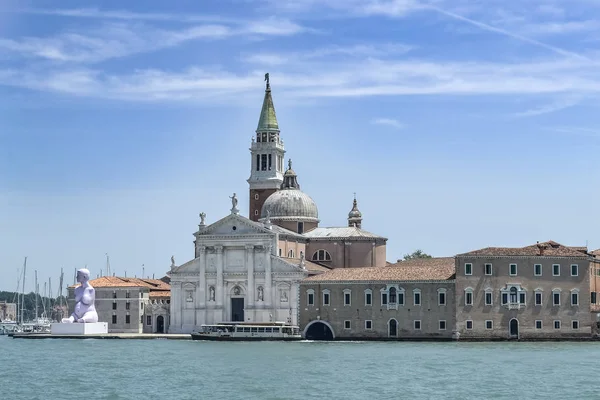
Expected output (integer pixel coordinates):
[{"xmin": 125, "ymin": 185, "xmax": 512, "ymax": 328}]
[
  {"xmin": 348, "ymin": 194, "xmax": 362, "ymax": 228},
  {"xmin": 261, "ymin": 159, "xmax": 319, "ymax": 233}
]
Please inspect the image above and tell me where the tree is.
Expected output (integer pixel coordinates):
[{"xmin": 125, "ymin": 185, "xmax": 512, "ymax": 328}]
[{"xmin": 403, "ymin": 250, "xmax": 432, "ymax": 261}]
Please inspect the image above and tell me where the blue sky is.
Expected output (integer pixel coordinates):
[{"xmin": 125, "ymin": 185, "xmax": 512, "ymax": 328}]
[{"xmin": 1, "ymin": 0, "xmax": 600, "ymax": 292}]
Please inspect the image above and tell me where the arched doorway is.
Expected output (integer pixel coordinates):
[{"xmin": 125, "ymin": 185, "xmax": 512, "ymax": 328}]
[
  {"xmin": 388, "ymin": 319, "xmax": 398, "ymax": 338},
  {"xmin": 509, "ymin": 318, "xmax": 519, "ymax": 339},
  {"xmin": 304, "ymin": 321, "xmax": 335, "ymax": 340},
  {"xmin": 230, "ymin": 285, "xmax": 245, "ymax": 322},
  {"xmin": 157, "ymin": 316, "xmax": 165, "ymax": 333}
]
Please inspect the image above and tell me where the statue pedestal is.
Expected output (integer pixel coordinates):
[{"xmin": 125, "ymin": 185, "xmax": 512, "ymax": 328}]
[{"xmin": 51, "ymin": 322, "xmax": 108, "ymax": 335}]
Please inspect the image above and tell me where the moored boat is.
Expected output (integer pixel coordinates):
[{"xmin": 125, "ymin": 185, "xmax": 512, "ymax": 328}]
[{"xmin": 191, "ymin": 322, "xmax": 302, "ymax": 341}]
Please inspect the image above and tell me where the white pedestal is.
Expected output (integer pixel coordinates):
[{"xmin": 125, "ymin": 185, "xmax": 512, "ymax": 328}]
[{"xmin": 51, "ymin": 322, "xmax": 108, "ymax": 335}]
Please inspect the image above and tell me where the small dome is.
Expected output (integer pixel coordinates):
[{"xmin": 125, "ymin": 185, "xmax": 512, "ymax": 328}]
[
  {"xmin": 347, "ymin": 195, "xmax": 362, "ymax": 228},
  {"xmin": 261, "ymin": 190, "xmax": 319, "ymax": 222}
]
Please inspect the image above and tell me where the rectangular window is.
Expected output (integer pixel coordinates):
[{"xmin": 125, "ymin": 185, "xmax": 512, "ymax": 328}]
[
  {"xmin": 485, "ymin": 263, "xmax": 492, "ymax": 275},
  {"xmin": 534, "ymin": 264, "xmax": 542, "ymax": 276},
  {"xmin": 125, "ymin": 315, "xmax": 131, "ymax": 324},
  {"xmin": 268, "ymin": 154, "xmax": 272, "ymax": 170},
  {"xmin": 485, "ymin": 320, "xmax": 493, "ymax": 330},
  {"xmin": 592, "ymin": 292, "xmax": 597, "ymax": 304},
  {"xmin": 112, "ymin": 302, "xmax": 117, "ymax": 310},
  {"xmin": 381, "ymin": 292, "xmax": 388, "ymax": 305},
  {"xmin": 126, "ymin": 290, "xmax": 130, "ymax": 299},
  {"xmin": 553, "ymin": 264, "xmax": 560, "ymax": 276},
  {"xmin": 297, "ymin": 222, "xmax": 304, "ymax": 234},
  {"xmin": 572, "ymin": 320, "xmax": 579, "ymax": 330},
  {"xmin": 571, "ymin": 264, "xmax": 578, "ymax": 276},
  {"xmin": 485, "ymin": 292, "xmax": 492, "ymax": 306},
  {"xmin": 307, "ymin": 293, "xmax": 314, "ymax": 306},
  {"xmin": 365, "ymin": 320, "xmax": 372, "ymax": 330},
  {"xmin": 344, "ymin": 293, "xmax": 351, "ymax": 306},
  {"xmin": 112, "ymin": 291, "xmax": 117, "ymax": 299},
  {"xmin": 509, "ymin": 264, "xmax": 517, "ymax": 276},
  {"xmin": 365, "ymin": 292, "xmax": 372, "ymax": 306},
  {"xmin": 465, "ymin": 292, "xmax": 473, "ymax": 306},
  {"xmin": 439, "ymin": 292, "xmax": 446, "ymax": 305},
  {"xmin": 553, "ymin": 292, "xmax": 561, "ymax": 306},
  {"xmin": 126, "ymin": 302, "xmax": 130, "ymax": 310},
  {"xmin": 439, "ymin": 320, "xmax": 446, "ymax": 330},
  {"xmin": 323, "ymin": 293, "xmax": 330, "ymax": 306},
  {"xmin": 261, "ymin": 154, "xmax": 267, "ymax": 171},
  {"xmin": 414, "ymin": 292, "xmax": 421, "ymax": 305},
  {"xmin": 256, "ymin": 154, "xmax": 260, "ymax": 171},
  {"xmin": 398, "ymin": 292, "xmax": 404, "ymax": 305},
  {"xmin": 466, "ymin": 320, "xmax": 473, "ymax": 330},
  {"xmin": 535, "ymin": 292, "xmax": 542, "ymax": 306},
  {"xmin": 344, "ymin": 320, "xmax": 351, "ymax": 330},
  {"xmin": 465, "ymin": 263, "xmax": 472, "ymax": 275},
  {"xmin": 571, "ymin": 292, "xmax": 579, "ymax": 306},
  {"xmin": 414, "ymin": 320, "xmax": 421, "ymax": 330},
  {"xmin": 146, "ymin": 315, "xmax": 151, "ymax": 325},
  {"xmin": 554, "ymin": 320, "xmax": 561, "ymax": 330},
  {"xmin": 502, "ymin": 293, "xmax": 508, "ymax": 305},
  {"xmin": 112, "ymin": 315, "xmax": 117, "ymax": 324},
  {"xmin": 535, "ymin": 320, "xmax": 542, "ymax": 329},
  {"xmin": 519, "ymin": 292, "xmax": 526, "ymax": 304}
]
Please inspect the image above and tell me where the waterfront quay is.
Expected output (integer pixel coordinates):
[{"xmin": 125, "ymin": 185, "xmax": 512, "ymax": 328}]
[{"xmin": 11, "ymin": 333, "xmax": 190, "ymax": 340}]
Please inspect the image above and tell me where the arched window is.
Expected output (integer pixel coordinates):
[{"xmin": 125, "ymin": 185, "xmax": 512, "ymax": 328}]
[
  {"xmin": 464, "ymin": 287, "xmax": 473, "ymax": 306},
  {"xmin": 288, "ymin": 249, "xmax": 295, "ymax": 258},
  {"xmin": 389, "ymin": 287, "xmax": 397, "ymax": 304},
  {"xmin": 312, "ymin": 249, "xmax": 332, "ymax": 261},
  {"xmin": 510, "ymin": 287, "xmax": 518, "ymax": 303}
]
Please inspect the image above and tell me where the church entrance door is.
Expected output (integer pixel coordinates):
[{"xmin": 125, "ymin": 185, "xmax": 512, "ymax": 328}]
[
  {"xmin": 231, "ymin": 298, "xmax": 244, "ymax": 322},
  {"xmin": 156, "ymin": 316, "xmax": 165, "ymax": 333}
]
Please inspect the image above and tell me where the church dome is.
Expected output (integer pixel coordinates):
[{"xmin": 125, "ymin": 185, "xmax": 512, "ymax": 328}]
[{"xmin": 260, "ymin": 159, "xmax": 319, "ymax": 223}]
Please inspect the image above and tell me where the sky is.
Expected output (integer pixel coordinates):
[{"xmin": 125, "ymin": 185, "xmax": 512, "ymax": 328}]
[{"xmin": 1, "ymin": 0, "xmax": 600, "ymax": 293}]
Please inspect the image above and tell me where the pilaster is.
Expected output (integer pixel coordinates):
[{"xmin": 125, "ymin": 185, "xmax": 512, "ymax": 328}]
[
  {"xmin": 265, "ymin": 244, "xmax": 272, "ymax": 307},
  {"xmin": 215, "ymin": 245, "xmax": 224, "ymax": 307},
  {"xmin": 198, "ymin": 246, "xmax": 206, "ymax": 307},
  {"xmin": 246, "ymin": 244, "xmax": 255, "ymax": 307}
]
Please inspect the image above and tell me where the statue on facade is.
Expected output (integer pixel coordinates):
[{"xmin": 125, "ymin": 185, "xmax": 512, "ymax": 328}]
[
  {"xmin": 265, "ymin": 72, "xmax": 270, "ymax": 85},
  {"xmin": 229, "ymin": 193, "xmax": 239, "ymax": 214},
  {"xmin": 171, "ymin": 255, "xmax": 175, "ymax": 266},
  {"xmin": 199, "ymin": 212, "xmax": 206, "ymax": 225},
  {"xmin": 209, "ymin": 286, "xmax": 215, "ymax": 301},
  {"xmin": 61, "ymin": 268, "xmax": 98, "ymax": 323},
  {"xmin": 257, "ymin": 286, "xmax": 264, "ymax": 302}
]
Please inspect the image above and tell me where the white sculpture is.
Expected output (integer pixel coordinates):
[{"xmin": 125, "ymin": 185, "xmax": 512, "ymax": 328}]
[
  {"xmin": 257, "ymin": 286, "xmax": 264, "ymax": 301},
  {"xmin": 61, "ymin": 268, "xmax": 98, "ymax": 323},
  {"xmin": 199, "ymin": 212, "xmax": 206, "ymax": 225},
  {"xmin": 229, "ymin": 193, "xmax": 239, "ymax": 214}
]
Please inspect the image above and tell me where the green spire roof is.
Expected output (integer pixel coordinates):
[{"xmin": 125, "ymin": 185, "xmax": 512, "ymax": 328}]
[{"xmin": 256, "ymin": 74, "xmax": 279, "ymax": 132}]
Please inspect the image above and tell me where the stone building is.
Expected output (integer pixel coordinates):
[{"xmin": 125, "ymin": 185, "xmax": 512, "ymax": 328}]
[
  {"xmin": 68, "ymin": 276, "xmax": 171, "ymax": 333},
  {"xmin": 300, "ymin": 258, "xmax": 456, "ymax": 340},
  {"xmin": 454, "ymin": 240, "xmax": 592, "ymax": 339},
  {"xmin": 0, "ymin": 301, "xmax": 17, "ymax": 322}
]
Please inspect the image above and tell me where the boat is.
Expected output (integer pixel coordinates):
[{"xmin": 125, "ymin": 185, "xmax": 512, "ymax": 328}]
[{"xmin": 191, "ymin": 321, "xmax": 302, "ymax": 341}]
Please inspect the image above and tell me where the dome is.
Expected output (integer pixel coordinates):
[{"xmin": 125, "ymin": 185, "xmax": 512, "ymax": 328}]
[
  {"xmin": 261, "ymin": 189, "xmax": 319, "ymax": 222},
  {"xmin": 260, "ymin": 158, "xmax": 319, "ymax": 223}
]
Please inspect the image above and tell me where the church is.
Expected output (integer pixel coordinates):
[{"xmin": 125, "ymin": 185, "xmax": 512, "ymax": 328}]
[{"xmin": 168, "ymin": 75, "xmax": 388, "ymax": 334}]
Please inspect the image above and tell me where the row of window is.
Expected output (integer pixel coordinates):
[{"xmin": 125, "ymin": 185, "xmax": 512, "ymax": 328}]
[
  {"xmin": 344, "ymin": 320, "xmax": 448, "ymax": 331},
  {"xmin": 465, "ymin": 320, "xmax": 580, "ymax": 330},
  {"xmin": 111, "ymin": 301, "xmax": 143, "ymax": 310},
  {"xmin": 110, "ymin": 314, "xmax": 143, "ymax": 325},
  {"xmin": 463, "ymin": 287, "xmax": 580, "ymax": 307},
  {"xmin": 464, "ymin": 263, "xmax": 579, "ymax": 277},
  {"xmin": 306, "ymin": 288, "xmax": 445, "ymax": 307}
]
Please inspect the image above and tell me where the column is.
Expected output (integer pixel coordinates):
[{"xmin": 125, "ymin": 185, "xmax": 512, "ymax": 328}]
[
  {"xmin": 246, "ymin": 244, "xmax": 255, "ymax": 308},
  {"xmin": 198, "ymin": 246, "xmax": 206, "ymax": 308},
  {"xmin": 265, "ymin": 244, "xmax": 272, "ymax": 308},
  {"xmin": 215, "ymin": 245, "xmax": 224, "ymax": 308}
]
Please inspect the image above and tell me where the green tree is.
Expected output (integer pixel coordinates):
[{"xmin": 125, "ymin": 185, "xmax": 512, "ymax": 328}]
[{"xmin": 403, "ymin": 250, "xmax": 432, "ymax": 261}]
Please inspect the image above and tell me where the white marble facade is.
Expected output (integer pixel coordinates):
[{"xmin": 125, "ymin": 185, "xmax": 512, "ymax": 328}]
[{"xmin": 169, "ymin": 209, "xmax": 308, "ymax": 334}]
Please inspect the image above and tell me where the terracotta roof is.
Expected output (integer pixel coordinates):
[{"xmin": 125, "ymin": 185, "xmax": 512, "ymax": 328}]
[
  {"xmin": 304, "ymin": 257, "xmax": 455, "ymax": 282},
  {"xmin": 70, "ymin": 276, "xmax": 171, "ymax": 290},
  {"xmin": 149, "ymin": 291, "xmax": 170, "ymax": 298},
  {"xmin": 303, "ymin": 226, "xmax": 387, "ymax": 240},
  {"xmin": 457, "ymin": 241, "xmax": 588, "ymax": 258},
  {"xmin": 279, "ymin": 257, "xmax": 331, "ymax": 273},
  {"xmin": 590, "ymin": 249, "xmax": 600, "ymax": 257}
]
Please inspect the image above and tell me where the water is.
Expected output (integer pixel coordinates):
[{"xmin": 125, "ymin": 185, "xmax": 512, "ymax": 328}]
[{"xmin": 1, "ymin": 336, "xmax": 598, "ymax": 399}]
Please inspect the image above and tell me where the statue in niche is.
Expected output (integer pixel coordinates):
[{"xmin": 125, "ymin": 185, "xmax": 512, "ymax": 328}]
[
  {"xmin": 209, "ymin": 286, "xmax": 215, "ymax": 301},
  {"xmin": 61, "ymin": 268, "xmax": 98, "ymax": 323},
  {"xmin": 186, "ymin": 291, "xmax": 193, "ymax": 302},
  {"xmin": 281, "ymin": 290, "xmax": 288, "ymax": 302},
  {"xmin": 257, "ymin": 286, "xmax": 264, "ymax": 302},
  {"xmin": 233, "ymin": 286, "xmax": 241, "ymax": 296}
]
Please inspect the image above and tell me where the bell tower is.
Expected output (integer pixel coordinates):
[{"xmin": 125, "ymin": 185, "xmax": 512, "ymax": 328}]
[{"xmin": 247, "ymin": 73, "xmax": 286, "ymax": 221}]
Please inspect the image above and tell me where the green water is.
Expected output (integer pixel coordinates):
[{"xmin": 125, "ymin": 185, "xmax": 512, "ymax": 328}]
[{"xmin": 1, "ymin": 336, "xmax": 598, "ymax": 399}]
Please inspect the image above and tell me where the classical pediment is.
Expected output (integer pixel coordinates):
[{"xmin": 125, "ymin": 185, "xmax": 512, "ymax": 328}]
[
  {"xmin": 270, "ymin": 255, "xmax": 307, "ymax": 274},
  {"xmin": 196, "ymin": 213, "xmax": 275, "ymax": 237},
  {"xmin": 172, "ymin": 258, "xmax": 200, "ymax": 274}
]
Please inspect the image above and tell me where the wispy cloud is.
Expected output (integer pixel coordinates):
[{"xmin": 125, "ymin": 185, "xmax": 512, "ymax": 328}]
[
  {"xmin": 514, "ymin": 95, "xmax": 584, "ymax": 117},
  {"xmin": 546, "ymin": 126, "xmax": 600, "ymax": 138},
  {"xmin": 372, "ymin": 118, "xmax": 404, "ymax": 129}
]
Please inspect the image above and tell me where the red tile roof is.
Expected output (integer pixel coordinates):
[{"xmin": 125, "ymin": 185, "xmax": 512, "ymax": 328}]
[
  {"xmin": 303, "ymin": 257, "xmax": 455, "ymax": 282},
  {"xmin": 70, "ymin": 276, "xmax": 171, "ymax": 290},
  {"xmin": 458, "ymin": 241, "xmax": 588, "ymax": 258},
  {"xmin": 148, "ymin": 291, "xmax": 171, "ymax": 298}
]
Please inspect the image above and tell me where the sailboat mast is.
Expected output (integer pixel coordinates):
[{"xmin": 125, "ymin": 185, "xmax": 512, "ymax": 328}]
[
  {"xmin": 58, "ymin": 268, "xmax": 64, "ymax": 320},
  {"xmin": 35, "ymin": 270, "xmax": 38, "ymax": 320},
  {"xmin": 20, "ymin": 257, "xmax": 27, "ymax": 325},
  {"xmin": 48, "ymin": 277, "xmax": 53, "ymax": 320}
]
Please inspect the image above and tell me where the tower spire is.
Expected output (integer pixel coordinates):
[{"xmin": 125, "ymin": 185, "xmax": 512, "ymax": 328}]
[{"xmin": 257, "ymin": 72, "xmax": 279, "ymax": 132}]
